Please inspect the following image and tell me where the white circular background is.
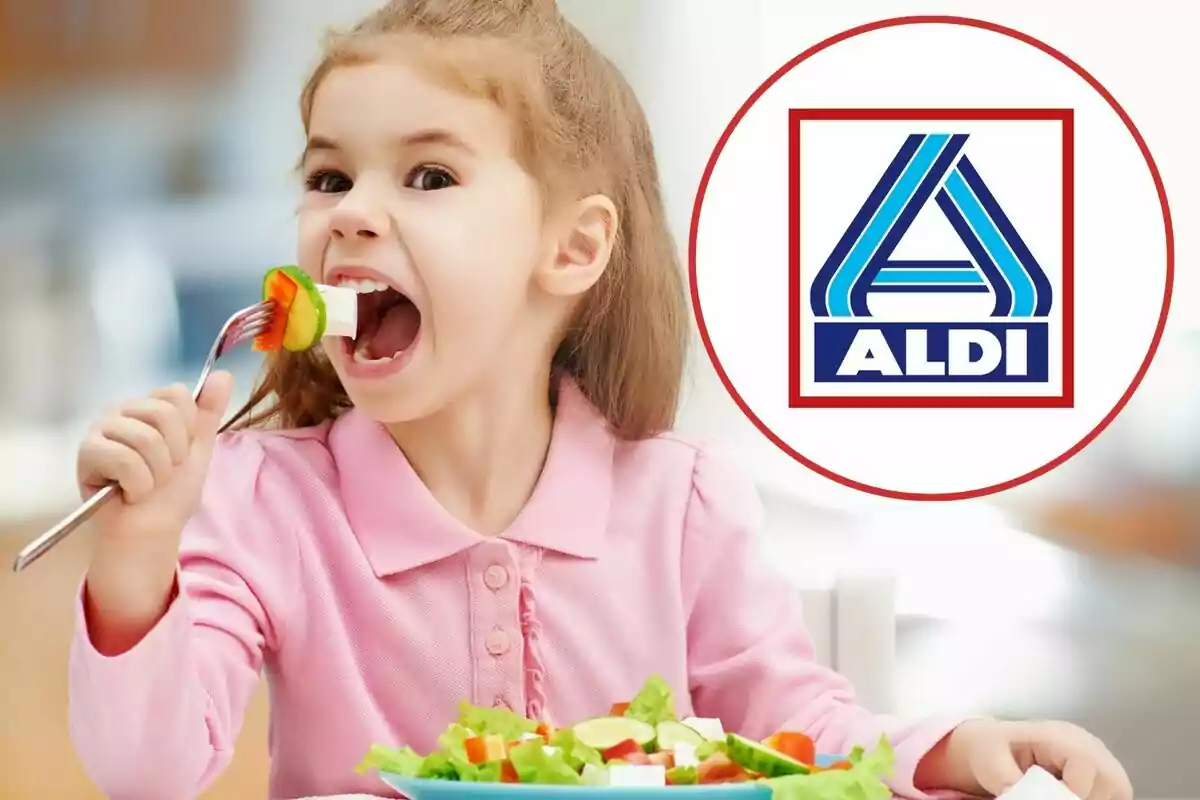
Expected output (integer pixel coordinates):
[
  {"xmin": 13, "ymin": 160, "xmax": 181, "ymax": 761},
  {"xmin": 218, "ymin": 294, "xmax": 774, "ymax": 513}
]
[{"xmin": 692, "ymin": 20, "xmax": 1171, "ymax": 497}]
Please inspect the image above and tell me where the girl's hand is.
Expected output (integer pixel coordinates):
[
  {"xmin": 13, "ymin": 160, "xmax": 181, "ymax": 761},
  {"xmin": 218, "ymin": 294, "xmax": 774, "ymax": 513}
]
[
  {"xmin": 77, "ymin": 372, "xmax": 235, "ymax": 546},
  {"xmin": 915, "ymin": 718, "xmax": 1132, "ymax": 800}
]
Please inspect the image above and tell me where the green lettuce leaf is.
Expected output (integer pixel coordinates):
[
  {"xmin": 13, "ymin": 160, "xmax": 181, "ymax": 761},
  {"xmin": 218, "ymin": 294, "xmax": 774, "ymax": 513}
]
[
  {"xmin": 355, "ymin": 734, "xmax": 505, "ymax": 783},
  {"xmin": 415, "ymin": 751, "xmax": 505, "ymax": 783},
  {"xmin": 696, "ymin": 739, "xmax": 728, "ymax": 760},
  {"xmin": 624, "ymin": 674, "xmax": 676, "ymax": 725},
  {"xmin": 547, "ymin": 728, "xmax": 604, "ymax": 770},
  {"xmin": 457, "ymin": 701, "xmax": 538, "ymax": 740},
  {"xmin": 763, "ymin": 736, "xmax": 894, "ymax": 800},
  {"xmin": 507, "ymin": 739, "xmax": 584, "ymax": 785},
  {"xmin": 436, "ymin": 723, "xmax": 475, "ymax": 763},
  {"xmin": 666, "ymin": 765, "xmax": 699, "ymax": 785},
  {"xmin": 354, "ymin": 744, "xmax": 424, "ymax": 777},
  {"xmin": 417, "ymin": 753, "xmax": 463, "ymax": 781},
  {"xmin": 466, "ymin": 761, "xmax": 505, "ymax": 783}
]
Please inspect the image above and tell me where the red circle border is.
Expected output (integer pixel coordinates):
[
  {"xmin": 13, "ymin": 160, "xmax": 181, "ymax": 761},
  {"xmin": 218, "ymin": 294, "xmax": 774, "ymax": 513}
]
[{"xmin": 688, "ymin": 15, "xmax": 1175, "ymax": 502}]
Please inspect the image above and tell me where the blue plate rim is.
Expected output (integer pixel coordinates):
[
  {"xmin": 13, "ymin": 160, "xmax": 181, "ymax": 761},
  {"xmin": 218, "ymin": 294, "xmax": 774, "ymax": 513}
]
[
  {"xmin": 380, "ymin": 753, "xmax": 844, "ymax": 794},
  {"xmin": 381, "ymin": 776, "xmax": 771, "ymax": 795}
]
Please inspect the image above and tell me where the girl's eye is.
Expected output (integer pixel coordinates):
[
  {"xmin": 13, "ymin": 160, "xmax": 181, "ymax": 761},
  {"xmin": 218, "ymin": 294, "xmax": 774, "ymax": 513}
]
[
  {"xmin": 306, "ymin": 170, "xmax": 352, "ymax": 194},
  {"xmin": 407, "ymin": 165, "xmax": 457, "ymax": 191}
]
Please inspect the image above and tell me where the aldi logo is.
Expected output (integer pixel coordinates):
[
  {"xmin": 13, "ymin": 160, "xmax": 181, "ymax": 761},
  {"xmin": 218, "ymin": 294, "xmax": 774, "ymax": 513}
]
[{"xmin": 789, "ymin": 109, "xmax": 1073, "ymax": 408}]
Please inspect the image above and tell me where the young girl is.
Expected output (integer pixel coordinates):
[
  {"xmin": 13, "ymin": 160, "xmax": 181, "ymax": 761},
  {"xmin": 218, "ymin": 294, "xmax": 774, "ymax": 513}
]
[{"xmin": 69, "ymin": 2, "xmax": 1130, "ymax": 799}]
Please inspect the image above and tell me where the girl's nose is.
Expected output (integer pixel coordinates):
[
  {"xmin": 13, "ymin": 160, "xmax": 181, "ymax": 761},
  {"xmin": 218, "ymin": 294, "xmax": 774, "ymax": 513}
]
[{"xmin": 329, "ymin": 200, "xmax": 385, "ymax": 241}]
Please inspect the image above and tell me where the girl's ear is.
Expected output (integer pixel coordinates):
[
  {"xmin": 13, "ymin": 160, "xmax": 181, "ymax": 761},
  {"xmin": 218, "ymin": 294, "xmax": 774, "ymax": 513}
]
[{"xmin": 536, "ymin": 194, "xmax": 619, "ymax": 298}]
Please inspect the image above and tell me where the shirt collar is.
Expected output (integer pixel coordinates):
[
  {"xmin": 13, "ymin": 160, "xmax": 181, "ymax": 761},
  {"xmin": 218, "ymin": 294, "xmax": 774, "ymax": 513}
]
[{"xmin": 329, "ymin": 378, "xmax": 614, "ymax": 579}]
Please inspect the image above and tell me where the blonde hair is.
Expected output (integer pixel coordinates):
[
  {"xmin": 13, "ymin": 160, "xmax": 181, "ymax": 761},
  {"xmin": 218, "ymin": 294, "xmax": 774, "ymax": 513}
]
[{"xmin": 225, "ymin": 0, "xmax": 689, "ymax": 440}]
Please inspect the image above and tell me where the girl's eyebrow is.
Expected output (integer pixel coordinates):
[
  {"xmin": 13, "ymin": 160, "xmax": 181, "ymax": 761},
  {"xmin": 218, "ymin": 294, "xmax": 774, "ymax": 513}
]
[{"xmin": 303, "ymin": 129, "xmax": 476, "ymax": 163}]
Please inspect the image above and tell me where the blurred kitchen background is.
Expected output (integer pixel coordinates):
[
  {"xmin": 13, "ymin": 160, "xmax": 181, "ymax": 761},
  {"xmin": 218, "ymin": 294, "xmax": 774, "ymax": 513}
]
[{"xmin": 0, "ymin": 0, "xmax": 1196, "ymax": 797}]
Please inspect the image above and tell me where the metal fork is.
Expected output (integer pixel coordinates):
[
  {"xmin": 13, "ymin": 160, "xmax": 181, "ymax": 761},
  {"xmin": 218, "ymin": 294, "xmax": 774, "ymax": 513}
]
[{"xmin": 11, "ymin": 301, "xmax": 275, "ymax": 573}]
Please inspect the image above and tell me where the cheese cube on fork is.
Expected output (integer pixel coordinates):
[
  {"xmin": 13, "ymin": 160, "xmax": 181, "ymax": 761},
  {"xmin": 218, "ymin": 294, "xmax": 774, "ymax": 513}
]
[{"xmin": 317, "ymin": 284, "xmax": 358, "ymax": 339}]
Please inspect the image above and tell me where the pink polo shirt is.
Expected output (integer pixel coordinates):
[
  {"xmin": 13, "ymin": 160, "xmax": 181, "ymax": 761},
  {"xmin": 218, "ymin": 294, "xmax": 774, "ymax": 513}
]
[{"xmin": 68, "ymin": 381, "xmax": 966, "ymax": 800}]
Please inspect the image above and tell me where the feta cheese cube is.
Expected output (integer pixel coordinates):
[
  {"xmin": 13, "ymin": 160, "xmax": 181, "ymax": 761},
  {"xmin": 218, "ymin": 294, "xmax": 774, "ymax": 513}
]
[
  {"xmin": 996, "ymin": 766, "xmax": 1080, "ymax": 800},
  {"xmin": 317, "ymin": 284, "xmax": 358, "ymax": 338},
  {"xmin": 581, "ymin": 764, "xmax": 609, "ymax": 786},
  {"xmin": 542, "ymin": 745, "xmax": 560, "ymax": 756},
  {"xmin": 607, "ymin": 764, "xmax": 667, "ymax": 787},
  {"xmin": 673, "ymin": 741, "xmax": 699, "ymax": 768},
  {"xmin": 681, "ymin": 716, "xmax": 725, "ymax": 741}
]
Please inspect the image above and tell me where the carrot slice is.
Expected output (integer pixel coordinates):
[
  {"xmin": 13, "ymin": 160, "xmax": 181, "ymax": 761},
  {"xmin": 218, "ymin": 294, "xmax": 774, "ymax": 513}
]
[
  {"xmin": 463, "ymin": 735, "xmax": 506, "ymax": 764},
  {"xmin": 253, "ymin": 269, "xmax": 299, "ymax": 351}
]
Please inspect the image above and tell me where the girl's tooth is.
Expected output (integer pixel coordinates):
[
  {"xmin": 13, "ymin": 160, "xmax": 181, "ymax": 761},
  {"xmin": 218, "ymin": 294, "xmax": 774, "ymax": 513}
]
[
  {"xmin": 352, "ymin": 345, "xmax": 398, "ymax": 365},
  {"xmin": 340, "ymin": 278, "xmax": 388, "ymax": 294}
]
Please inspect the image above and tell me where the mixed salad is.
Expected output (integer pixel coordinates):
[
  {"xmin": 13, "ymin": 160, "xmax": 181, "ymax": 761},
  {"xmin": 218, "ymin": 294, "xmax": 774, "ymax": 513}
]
[{"xmin": 356, "ymin": 676, "xmax": 894, "ymax": 800}]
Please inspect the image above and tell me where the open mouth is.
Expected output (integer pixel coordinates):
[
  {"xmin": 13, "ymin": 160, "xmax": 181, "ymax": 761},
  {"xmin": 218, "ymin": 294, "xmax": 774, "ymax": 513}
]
[{"xmin": 336, "ymin": 277, "xmax": 422, "ymax": 364}]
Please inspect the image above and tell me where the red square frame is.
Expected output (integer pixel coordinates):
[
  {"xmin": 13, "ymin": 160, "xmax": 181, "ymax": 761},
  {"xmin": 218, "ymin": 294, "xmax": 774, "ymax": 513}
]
[{"xmin": 787, "ymin": 108, "xmax": 1075, "ymax": 408}]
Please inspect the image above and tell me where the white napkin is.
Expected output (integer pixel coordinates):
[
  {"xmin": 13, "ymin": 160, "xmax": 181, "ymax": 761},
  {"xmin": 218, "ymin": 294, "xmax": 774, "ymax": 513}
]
[{"xmin": 996, "ymin": 767, "xmax": 1082, "ymax": 800}]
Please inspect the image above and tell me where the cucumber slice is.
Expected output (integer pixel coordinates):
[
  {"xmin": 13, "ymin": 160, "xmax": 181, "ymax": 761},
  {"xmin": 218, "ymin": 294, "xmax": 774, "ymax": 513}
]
[
  {"xmin": 656, "ymin": 720, "xmax": 705, "ymax": 751},
  {"xmin": 277, "ymin": 266, "xmax": 327, "ymax": 351},
  {"xmin": 572, "ymin": 717, "xmax": 656, "ymax": 751},
  {"xmin": 725, "ymin": 733, "xmax": 810, "ymax": 777}
]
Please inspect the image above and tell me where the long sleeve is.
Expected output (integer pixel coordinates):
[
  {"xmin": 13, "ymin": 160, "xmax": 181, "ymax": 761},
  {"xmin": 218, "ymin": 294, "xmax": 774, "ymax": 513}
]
[
  {"xmin": 68, "ymin": 432, "xmax": 301, "ymax": 800},
  {"xmin": 680, "ymin": 447, "xmax": 971, "ymax": 799}
]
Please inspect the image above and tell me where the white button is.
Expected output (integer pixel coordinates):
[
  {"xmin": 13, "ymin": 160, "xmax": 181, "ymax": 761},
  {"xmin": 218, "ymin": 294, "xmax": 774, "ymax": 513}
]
[
  {"xmin": 486, "ymin": 628, "xmax": 510, "ymax": 656},
  {"xmin": 484, "ymin": 564, "xmax": 509, "ymax": 590}
]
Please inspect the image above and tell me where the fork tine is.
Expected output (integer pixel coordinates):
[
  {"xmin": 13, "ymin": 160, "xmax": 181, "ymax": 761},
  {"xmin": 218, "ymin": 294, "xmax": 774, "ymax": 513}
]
[
  {"xmin": 225, "ymin": 302, "xmax": 273, "ymax": 335},
  {"xmin": 236, "ymin": 306, "xmax": 276, "ymax": 328},
  {"xmin": 221, "ymin": 305, "xmax": 277, "ymax": 354},
  {"xmin": 245, "ymin": 299, "xmax": 275, "ymax": 316},
  {"xmin": 232, "ymin": 321, "xmax": 271, "ymax": 347},
  {"xmin": 215, "ymin": 324, "xmax": 268, "ymax": 359}
]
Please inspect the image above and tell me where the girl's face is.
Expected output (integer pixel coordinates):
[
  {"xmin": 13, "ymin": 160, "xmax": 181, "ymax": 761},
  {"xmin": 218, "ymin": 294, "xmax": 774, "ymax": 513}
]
[{"xmin": 298, "ymin": 58, "xmax": 553, "ymax": 422}]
